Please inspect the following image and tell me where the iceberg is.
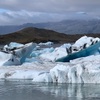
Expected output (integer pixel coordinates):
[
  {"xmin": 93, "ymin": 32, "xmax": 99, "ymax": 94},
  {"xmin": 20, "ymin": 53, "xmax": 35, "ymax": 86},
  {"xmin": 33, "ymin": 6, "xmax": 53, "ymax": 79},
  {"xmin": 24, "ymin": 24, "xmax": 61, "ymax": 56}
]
[
  {"xmin": 56, "ymin": 37, "xmax": 100, "ymax": 62},
  {"xmin": 0, "ymin": 36, "xmax": 100, "ymax": 84},
  {"xmin": 0, "ymin": 54, "xmax": 100, "ymax": 83},
  {"xmin": 32, "ymin": 55, "xmax": 100, "ymax": 83},
  {"xmin": 39, "ymin": 36, "xmax": 100, "ymax": 62},
  {"xmin": 0, "ymin": 42, "xmax": 36, "ymax": 66},
  {"xmin": 14, "ymin": 42, "xmax": 36, "ymax": 64}
]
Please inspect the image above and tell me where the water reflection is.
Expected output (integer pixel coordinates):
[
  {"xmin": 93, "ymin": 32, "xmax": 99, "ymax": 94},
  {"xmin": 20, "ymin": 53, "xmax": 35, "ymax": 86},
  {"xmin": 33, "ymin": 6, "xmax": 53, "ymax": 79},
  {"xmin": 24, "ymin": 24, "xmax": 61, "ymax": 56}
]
[
  {"xmin": 34, "ymin": 83, "xmax": 100, "ymax": 100},
  {"xmin": 0, "ymin": 80, "xmax": 100, "ymax": 100}
]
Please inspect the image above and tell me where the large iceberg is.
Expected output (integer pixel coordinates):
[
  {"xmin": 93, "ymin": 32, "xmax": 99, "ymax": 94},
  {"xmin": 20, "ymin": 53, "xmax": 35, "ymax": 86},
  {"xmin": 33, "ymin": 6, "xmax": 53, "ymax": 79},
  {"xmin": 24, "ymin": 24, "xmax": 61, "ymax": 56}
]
[
  {"xmin": 56, "ymin": 41, "xmax": 100, "ymax": 62},
  {"xmin": 1, "ymin": 54, "xmax": 100, "ymax": 83},
  {"xmin": 39, "ymin": 36, "xmax": 100, "ymax": 62},
  {"xmin": 56, "ymin": 36, "xmax": 100, "ymax": 62},
  {"xmin": 33, "ymin": 55, "xmax": 100, "ymax": 83}
]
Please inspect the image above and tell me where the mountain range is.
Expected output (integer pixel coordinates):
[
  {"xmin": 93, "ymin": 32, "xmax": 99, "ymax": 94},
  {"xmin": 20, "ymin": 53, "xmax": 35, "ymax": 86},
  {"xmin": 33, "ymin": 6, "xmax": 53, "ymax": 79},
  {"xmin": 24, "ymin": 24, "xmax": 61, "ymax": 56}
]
[
  {"xmin": 0, "ymin": 27, "xmax": 100, "ymax": 44},
  {"xmin": 1, "ymin": 19, "xmax": 100, "ymax": 35},
  {"xmin": 0, "ymin": 27, "xmax": 69, "ymax": 44}
]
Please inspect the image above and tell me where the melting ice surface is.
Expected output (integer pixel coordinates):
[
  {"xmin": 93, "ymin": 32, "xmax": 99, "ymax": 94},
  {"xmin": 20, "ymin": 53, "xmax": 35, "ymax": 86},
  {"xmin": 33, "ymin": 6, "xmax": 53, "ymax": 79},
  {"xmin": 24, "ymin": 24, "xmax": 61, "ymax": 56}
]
[{"xmin": 0, "ymin": 36, "xmax": 100, "ymax": 84}]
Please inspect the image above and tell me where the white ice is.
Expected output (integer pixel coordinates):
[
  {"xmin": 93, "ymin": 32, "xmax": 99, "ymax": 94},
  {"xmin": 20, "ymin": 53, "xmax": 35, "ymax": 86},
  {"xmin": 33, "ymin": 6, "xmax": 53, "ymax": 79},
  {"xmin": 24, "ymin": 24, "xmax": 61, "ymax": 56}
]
[
  {"xmin": 38, "ymin": 41, "xmax": 53, "ymax": 46},
  {"xmin": 72, "ymin": 36, "xmax": 100, "ymax": 52},
  {"xmin": 0, "ymin": 42, "xmax": 36, "ymax": 66},
  {"xmin": 39, "ymin": 44, "xmax": 70, "ymax": 61},
  {"xmin": 0, "ymin": 36, "xmax": 100, "ymax": 84}
]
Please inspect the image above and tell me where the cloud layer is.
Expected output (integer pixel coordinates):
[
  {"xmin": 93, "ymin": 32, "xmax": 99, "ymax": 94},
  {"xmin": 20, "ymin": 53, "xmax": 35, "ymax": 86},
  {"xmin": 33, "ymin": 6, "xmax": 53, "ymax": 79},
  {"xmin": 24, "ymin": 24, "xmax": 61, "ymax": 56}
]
[
  {"xmin": 0, "ymin": 0, "xmax": 100, "ymax": 25},
  {"xmin": 0, "ymin": 0, "xmax": 100, "ymax": 13}
]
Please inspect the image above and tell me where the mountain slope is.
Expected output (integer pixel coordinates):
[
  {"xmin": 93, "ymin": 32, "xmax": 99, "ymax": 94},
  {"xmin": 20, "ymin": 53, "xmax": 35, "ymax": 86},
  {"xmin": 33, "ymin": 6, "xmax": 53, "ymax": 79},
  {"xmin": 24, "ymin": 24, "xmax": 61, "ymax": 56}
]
[
  {"xmin": 0, "ymin": 27, "xmax": 100, "ymax": 44},
  {"xmin": 0, "ymin": 27, "xmax": 70, "ymax": 44}
]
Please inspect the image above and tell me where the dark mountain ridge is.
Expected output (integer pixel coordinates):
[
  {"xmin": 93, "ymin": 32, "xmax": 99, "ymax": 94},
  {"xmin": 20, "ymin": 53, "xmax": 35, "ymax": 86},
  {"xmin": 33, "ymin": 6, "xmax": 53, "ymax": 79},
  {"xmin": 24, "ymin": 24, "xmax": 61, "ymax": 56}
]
[
  {"xmin": 0, "ymin": 27, "xmax": 69, "ymax": 44},
  {"xmin": 0, "ymin": 27, "xmax": 100, "ymax": 45}
]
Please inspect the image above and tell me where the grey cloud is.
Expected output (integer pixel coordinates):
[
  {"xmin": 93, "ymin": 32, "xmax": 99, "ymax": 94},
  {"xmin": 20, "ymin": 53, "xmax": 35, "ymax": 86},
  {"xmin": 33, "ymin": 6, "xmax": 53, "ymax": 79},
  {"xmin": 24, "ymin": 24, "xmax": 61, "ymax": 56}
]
[
  {"xmin": 0, "ymin": 0, "xmax": 100, "ymax": 25},
  {"xmin": 0, "ymin": 10, "xmax": 69, "ymax": 25},
  {"xmin": 0, "ymin": 0, "xmax": 100, "ymax": 13},
  {"xmin": 0, "ymin": 10, "xmax": 97, "ymax": 25}
]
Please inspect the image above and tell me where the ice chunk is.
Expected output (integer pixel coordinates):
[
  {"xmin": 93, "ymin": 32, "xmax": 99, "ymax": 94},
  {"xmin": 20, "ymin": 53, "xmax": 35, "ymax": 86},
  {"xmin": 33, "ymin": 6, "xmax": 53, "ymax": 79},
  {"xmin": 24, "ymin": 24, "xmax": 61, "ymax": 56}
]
[
  {"xmin": 60, "ymin": 43, "xmax": 71, "ymax": 48},
  {"xmin": 33, "ymin": 72, "xmax": 53, "ymax": 83},
  {"xmin": 72, "ymin": 36, "xmax": 100, "ymax": 53},
  {"xmin": 0, "ymin": 52, "xmax": 20, "ymax": 66},
  {"xmin": 73, "ymin": 36, "xmax": 93, "ymax": 48},
  {"xmin": 40, "ymin": 45, "xmax": 69, "ymax": 61},
  {"xmin": 0, "ymin": 42, "xmax": 36, "ymax": 66},
  {"xmin": 3, "ymin": 42, "xmax": 24, "ymax": 51},
  {"xmin": 50, "ymin": 64, "xmax": 69, "ymax": 83},
  {"xmin": 38, "ymin": 41, "xmax": 53, "ymax": 46},
  {"xmin": 30, "ymin": 47, "xmax": 54, "ymax": 57},
  {"xmin": 68, "ymin": 64, "xmax": 84, "ymax": 83},
  {"xmin": 7, "ymin": 70, "xmax": 38, "ymax": 80},
  {"xmin": 14, "ymin": 42, "xmax": 36, "ymax": 64}
]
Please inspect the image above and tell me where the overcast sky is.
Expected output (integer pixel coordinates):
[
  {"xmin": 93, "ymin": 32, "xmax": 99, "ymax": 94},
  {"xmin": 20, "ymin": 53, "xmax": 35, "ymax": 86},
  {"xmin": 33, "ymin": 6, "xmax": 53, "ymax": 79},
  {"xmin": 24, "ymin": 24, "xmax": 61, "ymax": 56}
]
[{"xmin": 0, "ymin": 0, "xmax": 100, "ymax": 25}]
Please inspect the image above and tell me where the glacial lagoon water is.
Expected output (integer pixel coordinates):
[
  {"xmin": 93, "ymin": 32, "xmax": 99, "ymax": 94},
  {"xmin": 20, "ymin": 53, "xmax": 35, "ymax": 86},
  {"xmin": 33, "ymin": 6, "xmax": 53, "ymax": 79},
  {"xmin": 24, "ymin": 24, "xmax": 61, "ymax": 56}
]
[{"xmin": 0, "ymin": 80, "xmax": 100, "ymax": 100}]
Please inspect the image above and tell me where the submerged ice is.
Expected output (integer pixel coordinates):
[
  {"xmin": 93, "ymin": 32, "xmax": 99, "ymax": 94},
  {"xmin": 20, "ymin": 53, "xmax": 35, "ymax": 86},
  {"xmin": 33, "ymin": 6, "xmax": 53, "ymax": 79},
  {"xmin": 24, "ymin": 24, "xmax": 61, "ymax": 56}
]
[{"xmin": 0, "ymin": 36, "xmax": 100, "ymax": 83}]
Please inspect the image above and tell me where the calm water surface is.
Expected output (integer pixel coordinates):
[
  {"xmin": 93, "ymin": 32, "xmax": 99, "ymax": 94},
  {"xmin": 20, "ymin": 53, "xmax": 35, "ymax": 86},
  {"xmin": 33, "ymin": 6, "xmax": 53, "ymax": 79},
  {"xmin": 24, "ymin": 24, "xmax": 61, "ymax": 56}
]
[{"xmin": 0, "ymin": 80, "xmax": 100, "ymax": 100}]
